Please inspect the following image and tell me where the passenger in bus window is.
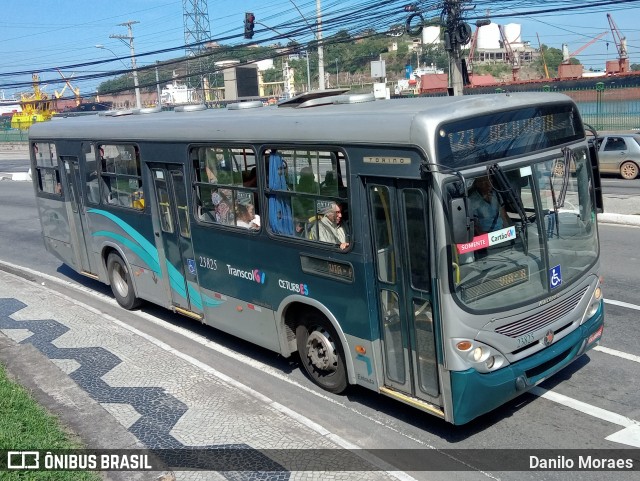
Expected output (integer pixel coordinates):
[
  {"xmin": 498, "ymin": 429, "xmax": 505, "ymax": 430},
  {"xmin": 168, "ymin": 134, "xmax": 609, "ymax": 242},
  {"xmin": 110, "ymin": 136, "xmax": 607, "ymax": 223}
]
[
  {"xmin": 235, "ymin": 203, "xmax": 259, "ymax": 230},
  {"xmin": 247, "ymin": 203, "xmax": 260, "ymax": 228},
  {"xmin": 320, "ymin": 171, "xmax": 338, "ymax": 196},
  {"xmin": 211, "ymin": 189, "xmax": 233, "ymax": 224},
  {"xmin": 311, "ymin": 201, "xmax": 350, "ymax": 250},
  {"xmin": 297, "ymin": 166, "xmax": 318, "ymax": 194},
  {"xmin": 243, "ymin": 167, "xmax": 257, "ymax": 188},
  {"xmin": 469, "ymin": 176, "xmax": 510, "ymax": 235}
]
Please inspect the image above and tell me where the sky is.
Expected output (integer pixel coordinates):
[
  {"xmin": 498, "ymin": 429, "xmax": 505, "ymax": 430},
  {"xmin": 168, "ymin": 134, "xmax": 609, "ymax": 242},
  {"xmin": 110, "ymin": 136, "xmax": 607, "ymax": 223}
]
[{"xmin": 1, "ymin": 0, "xmax": 639, "ymax": 101}]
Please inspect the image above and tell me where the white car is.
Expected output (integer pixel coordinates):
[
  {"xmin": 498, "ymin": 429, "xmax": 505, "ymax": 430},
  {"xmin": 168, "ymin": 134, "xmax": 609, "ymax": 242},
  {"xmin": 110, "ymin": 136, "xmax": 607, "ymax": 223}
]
[{"xmin": 596, "ymin": 134, "xmax": 640, "ymax": 180}]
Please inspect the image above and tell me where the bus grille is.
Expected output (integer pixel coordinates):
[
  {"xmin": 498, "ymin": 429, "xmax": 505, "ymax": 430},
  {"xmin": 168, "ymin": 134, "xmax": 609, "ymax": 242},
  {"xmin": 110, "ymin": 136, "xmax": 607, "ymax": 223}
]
[{"xmin": 495, "ymin": 287, "xmax": 588, "ymax": 338}]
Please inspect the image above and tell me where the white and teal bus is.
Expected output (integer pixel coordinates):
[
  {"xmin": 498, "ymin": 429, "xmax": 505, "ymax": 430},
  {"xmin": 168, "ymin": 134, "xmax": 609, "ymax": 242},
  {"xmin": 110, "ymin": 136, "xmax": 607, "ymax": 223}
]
[{"xmin": 29, "ymin": 91, "xmax": 604, "ymax": 424}]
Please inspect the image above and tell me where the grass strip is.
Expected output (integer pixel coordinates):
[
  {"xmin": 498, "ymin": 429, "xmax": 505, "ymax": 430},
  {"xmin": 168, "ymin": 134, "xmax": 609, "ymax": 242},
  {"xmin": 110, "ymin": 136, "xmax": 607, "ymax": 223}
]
[{"xmin": 0, "ymin": 363, "xmax": 101, "ymax": 480}]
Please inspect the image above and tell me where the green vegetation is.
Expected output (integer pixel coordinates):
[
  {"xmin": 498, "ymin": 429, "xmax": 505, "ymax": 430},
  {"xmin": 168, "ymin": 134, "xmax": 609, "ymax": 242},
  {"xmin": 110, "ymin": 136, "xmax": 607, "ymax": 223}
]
[
  {"xmin": 0, "ymin": 363, "xmax": 101, "ymax": 481},
  {"xmin": 97, "ymin": 29, "xmax": 449, "ymax": 95}
]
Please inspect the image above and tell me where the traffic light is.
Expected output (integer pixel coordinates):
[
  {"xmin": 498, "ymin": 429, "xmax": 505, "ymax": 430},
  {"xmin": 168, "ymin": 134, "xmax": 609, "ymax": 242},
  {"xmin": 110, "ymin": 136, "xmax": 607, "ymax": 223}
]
[{"xmin": 244, "ymin": 12, "xmax": 255, "ymax": 39}]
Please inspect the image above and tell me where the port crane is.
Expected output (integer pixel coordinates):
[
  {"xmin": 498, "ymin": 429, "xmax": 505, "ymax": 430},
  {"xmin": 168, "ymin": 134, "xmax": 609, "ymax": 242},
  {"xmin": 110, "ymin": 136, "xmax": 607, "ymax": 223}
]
[
  {"xmin": 54, "ymin": 69, "xmax": 81, "ymax": 106},
  {"xmin": 561, "ymin": 31, "xmax": 608, "ymax": 64},
  {"xmin": 606, "ymin": 13, "xmax": 629, "ymax": 74}
]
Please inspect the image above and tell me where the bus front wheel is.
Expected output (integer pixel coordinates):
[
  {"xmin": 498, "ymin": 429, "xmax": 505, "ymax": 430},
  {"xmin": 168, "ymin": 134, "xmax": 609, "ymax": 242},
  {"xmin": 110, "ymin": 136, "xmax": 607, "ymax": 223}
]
[
  {"xmin": 107, "ymin": 253, "xmax": 141, "ymax": 310},
  {"xmin": 296, "ymin": 314, "xmax": 347, "ymax": 394}
]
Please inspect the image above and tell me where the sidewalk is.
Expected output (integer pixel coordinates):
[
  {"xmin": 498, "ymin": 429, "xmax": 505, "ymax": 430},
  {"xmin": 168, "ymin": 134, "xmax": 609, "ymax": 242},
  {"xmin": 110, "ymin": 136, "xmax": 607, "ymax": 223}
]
[{"xmin": 0, "ymin": 267, "xmax": 405, "ymax": 481}]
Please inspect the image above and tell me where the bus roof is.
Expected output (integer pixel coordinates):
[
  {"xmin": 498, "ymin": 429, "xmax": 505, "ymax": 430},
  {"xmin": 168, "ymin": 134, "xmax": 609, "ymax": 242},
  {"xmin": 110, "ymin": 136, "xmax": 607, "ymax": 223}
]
[{"xmin": 30, "ymin": 92, "xmax": 576, "ymax": 147}]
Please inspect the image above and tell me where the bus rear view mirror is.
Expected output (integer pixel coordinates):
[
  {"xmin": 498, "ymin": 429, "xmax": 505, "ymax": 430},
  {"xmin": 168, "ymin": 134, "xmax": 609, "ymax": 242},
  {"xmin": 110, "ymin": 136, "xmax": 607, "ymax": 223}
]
[{"xmin": 449, "ymin": 197, "xmax": 474, "ymax": 244}]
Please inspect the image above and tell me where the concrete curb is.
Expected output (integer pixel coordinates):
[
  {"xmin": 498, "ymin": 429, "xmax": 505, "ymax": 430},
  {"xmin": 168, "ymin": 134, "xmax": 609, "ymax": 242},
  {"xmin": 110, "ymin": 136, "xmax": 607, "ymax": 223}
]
[
  {"xmin": 598, "ymin": 213, "xmax": 640, "ymax": 227},
  {"xmin": 0, "ymin": 171, "xmax": 31, "ymax": 181}
]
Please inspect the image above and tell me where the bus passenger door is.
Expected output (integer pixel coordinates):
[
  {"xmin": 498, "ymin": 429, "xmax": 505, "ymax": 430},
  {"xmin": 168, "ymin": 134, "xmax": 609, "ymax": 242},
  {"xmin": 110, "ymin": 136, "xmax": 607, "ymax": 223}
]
[
  {"xmin": 148, "ymin": 163, "xmax": 202, "ymax": 317},
  {"xmin": 60, "ymin": 156, "xmax": 97, "ymax": 275},
  {"xmin": 366, "ymin": 179, "xmax": 442, "ymax": 407}
]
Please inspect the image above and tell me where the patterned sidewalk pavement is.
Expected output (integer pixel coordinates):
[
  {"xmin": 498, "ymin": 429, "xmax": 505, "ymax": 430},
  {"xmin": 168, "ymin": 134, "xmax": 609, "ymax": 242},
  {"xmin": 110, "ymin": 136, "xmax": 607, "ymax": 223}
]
[{"xmin": 0, "ymin": 269, "xmax": 406, "ymax": 481}]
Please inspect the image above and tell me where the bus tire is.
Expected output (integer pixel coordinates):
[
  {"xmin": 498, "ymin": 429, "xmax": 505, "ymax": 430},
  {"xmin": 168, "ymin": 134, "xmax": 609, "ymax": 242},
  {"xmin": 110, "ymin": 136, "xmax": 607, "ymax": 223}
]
[
  {"xmin": 296, "ymin": 314, "xmax": 347, "ymax": 394},
  {"xmin": 107, "ymin": 252, "xmax": 141, "ymax": 310}
]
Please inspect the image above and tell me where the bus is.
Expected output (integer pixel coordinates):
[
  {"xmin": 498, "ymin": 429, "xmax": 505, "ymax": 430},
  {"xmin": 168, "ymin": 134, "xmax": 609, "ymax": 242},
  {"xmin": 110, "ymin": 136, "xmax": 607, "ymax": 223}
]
[{"xmin": 29, "ymin": 91, "xmax": 605, "ymax": 425}]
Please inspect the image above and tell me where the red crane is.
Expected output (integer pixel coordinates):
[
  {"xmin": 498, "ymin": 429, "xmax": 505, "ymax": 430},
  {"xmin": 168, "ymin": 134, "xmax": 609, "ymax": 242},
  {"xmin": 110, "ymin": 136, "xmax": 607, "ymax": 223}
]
[
  {"xmin": 562, "ymin": 31, "xmax": 608, "ymax": 64},
  {"xmin": 606, "ymin": 13, "xmax": 629, "ymax": 73}
]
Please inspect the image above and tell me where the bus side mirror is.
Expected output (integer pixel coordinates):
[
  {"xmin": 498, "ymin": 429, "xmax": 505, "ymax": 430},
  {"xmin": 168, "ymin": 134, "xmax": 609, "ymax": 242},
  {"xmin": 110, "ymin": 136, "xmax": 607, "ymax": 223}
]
[{"xmin": 449, "ymin": 197, "xmax": 474, "ymax": 244}]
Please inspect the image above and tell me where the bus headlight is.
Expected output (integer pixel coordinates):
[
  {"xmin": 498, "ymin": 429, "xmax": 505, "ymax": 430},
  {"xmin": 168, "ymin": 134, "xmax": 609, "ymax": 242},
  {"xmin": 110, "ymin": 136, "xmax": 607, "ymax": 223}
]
[
  {"xmin": 582, "ymin": 284, "xmax": 603, "ymax": 324},
  {"xmin": 473, "ymin": 346, "xmax": 487, "ymax": 362},
  {"xmin": 485, "ymin": 356, "xmax": 496, "ymax": 369},
  {"xmin": 453, "ymin": 339, "xmax": 507, "ymax": 373},
  {"xmin": 586, "ymin": 299, "xmax": 601, "ymax": 319}
]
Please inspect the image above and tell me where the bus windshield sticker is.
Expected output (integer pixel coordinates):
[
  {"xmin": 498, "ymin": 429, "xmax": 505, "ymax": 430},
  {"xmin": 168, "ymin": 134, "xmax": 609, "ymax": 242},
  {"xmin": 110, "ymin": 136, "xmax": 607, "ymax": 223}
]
[
  {"xmin": 549, "ymin": 265, "xmax": 562, "ymax": 289},
  {"xmin": 363, "ymin": 156, "xmax": 411, "ymax": 165},
  {"xmin": 456, "ymin": 226, "xmax": 516, "ymax": 254}
]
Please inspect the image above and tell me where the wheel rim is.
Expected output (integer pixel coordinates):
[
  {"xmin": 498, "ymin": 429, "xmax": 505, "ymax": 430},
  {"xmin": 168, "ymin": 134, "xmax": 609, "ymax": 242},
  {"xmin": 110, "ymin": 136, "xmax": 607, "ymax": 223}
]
[
  {"xmin": 305, "ymin": 329, "xmax": 338, "ymax": 373},
  {"xmin": 112, "ymin": 262, "xmax": 129, "ymax": 298},
  {"xmin": 621, "ymin": 162, "xmax": 638, "ymax": 180}
]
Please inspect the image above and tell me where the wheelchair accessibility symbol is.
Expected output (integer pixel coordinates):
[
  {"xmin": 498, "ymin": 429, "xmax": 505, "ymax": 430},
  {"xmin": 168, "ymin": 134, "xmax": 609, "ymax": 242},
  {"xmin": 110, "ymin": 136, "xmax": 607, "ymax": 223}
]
[{"xmin": 550, "ymin": 265, "xmax": 562, "ymax": 289}]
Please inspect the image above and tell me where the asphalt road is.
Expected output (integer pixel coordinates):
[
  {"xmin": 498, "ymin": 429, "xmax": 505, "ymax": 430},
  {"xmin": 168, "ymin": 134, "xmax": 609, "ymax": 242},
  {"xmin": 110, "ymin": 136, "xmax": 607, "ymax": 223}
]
[{"xmin": 0, "ymin": 178, "xmax": 639, "ymax": 480}]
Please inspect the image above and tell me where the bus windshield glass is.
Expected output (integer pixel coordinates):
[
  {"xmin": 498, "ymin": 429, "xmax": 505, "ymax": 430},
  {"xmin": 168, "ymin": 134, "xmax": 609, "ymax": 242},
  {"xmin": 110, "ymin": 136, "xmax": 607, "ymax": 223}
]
[
  {"xmin": 437, "ymin": 104, "xmax": 584, "ymax": 168},
  {"xmin": 449, "ymin": 147, "xmax": 598, "ymax": 311}
]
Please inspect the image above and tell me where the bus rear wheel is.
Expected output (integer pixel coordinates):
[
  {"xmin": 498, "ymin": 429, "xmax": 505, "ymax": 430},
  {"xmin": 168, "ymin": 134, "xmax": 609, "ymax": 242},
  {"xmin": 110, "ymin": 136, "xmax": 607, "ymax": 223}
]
[
  {"xmin": 296, "ymin": 314, "xmax": 347, "ymax": 394},
  {"xmin": 107, "ymin": 252, "xmax": 141, "ymax": 310}
]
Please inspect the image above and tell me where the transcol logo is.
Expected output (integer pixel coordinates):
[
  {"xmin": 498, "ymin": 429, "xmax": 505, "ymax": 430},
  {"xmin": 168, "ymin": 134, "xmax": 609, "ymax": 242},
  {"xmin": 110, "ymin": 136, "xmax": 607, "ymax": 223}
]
[{"xmin": 226, "ymin": 264, "xmax": 266, "ymax": 284}]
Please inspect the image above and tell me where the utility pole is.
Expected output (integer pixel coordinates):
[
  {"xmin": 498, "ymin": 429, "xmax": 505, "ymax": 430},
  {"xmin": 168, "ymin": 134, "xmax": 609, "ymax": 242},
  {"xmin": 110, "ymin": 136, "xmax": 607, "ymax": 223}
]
[
  {"xmin": 111, "ymin": 21, "xmax": 142, "ymax": 108},
  {"xmin": 444, "ymin": 1, "xmax": 466, "ymax": 96},
  {"xmin": 316, "ymin": 0, "xmax": 325, "ymax": 90}
]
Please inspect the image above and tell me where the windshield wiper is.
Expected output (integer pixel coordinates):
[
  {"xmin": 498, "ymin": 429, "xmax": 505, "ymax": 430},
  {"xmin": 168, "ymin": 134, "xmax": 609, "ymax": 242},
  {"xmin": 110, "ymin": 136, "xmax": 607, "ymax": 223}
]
[
  {"xmin": 555, "ymin": 147, "xmax": 572, "ymax": 208},
  {"xmin": 488, "ymin": 164, "xmax": 529, "ymax": 254}
]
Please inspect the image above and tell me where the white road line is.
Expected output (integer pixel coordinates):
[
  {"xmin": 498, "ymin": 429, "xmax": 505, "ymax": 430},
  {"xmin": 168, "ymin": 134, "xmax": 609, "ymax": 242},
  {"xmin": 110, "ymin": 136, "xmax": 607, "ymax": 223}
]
[
  {"xmin": 604, "ymin": 298, "xmax": 640, "ymax": 311},
  {"xmin": 530, "ymin": 386, "xmax": 636, "ymax": 428},
  {"xmin": 530, "ymin": 386, "xmax": 640, "ymax": 448},
  {"xmin": 594, "ymin": 345, "xmax": 640, "ymax": 363}
]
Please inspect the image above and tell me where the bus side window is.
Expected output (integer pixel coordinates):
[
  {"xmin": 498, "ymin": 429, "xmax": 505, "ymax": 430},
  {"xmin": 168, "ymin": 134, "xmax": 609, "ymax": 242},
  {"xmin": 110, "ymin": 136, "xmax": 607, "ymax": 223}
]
[
  {"xmin": 271, "ymin": 148, "xmax": 349, "ymax": 248},
  {"xmin": 84, "ymin": 144, "xmax": 100, "ymax": 204},
  {"xmin": 33, "ymin": 142, "xmax": 62, "ymax": 197},
  {"xmin": 99, "ymin": 144, "xmax": 144, "ymax": 210},
  {"xmin": 193, "ymin": 146, "xmax": 258, "ymax": 229}
]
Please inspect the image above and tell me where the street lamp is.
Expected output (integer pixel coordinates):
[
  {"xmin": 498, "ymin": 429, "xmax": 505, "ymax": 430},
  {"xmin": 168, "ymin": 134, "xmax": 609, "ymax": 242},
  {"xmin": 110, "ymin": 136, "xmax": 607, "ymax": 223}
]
[
  {"xmin": 95, "ymin": 44, "xmax": 142, "ymax": 108},
  {"xmin": 95, "ymin": 44, "xmax": 129, "ymax": 69}
]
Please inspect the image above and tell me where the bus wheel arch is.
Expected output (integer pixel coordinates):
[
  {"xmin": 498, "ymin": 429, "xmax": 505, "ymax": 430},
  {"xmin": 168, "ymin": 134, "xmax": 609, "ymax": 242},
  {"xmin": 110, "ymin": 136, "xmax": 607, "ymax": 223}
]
[
  {"xmin": 105, "ymin": 249, "xmax": 141, "ymax": 310},
  {"xmin": 283, "ymin": 302, "xmax": 353, "ymax": 393}
]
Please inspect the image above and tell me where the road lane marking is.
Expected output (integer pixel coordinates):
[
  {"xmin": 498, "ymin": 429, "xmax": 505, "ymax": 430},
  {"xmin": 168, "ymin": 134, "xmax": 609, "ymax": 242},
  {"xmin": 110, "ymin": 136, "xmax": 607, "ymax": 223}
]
[
  {"xmin": 530, "ymin": 387, "xmax": 640, "ymax": 448},
  {"xmin": 594, "ymin": 345, "xmax": 640, "ymax": 363},
  {"xmin": 604, "ymin": 298, "xmax": 640, "ymax": 311}
]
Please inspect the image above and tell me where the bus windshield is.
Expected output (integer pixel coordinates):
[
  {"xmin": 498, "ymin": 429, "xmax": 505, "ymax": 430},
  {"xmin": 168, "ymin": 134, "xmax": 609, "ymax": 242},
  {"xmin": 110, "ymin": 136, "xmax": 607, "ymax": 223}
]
[{"xmin": 449, "ymin": 146, "xmax": 598, "ymax": 311}]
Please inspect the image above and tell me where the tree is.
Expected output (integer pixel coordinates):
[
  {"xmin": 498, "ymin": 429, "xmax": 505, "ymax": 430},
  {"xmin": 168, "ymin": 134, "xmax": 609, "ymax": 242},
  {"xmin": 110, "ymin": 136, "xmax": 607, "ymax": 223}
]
[{"xmin": 530, "ymin": 45, "xmax": 566, "ymax": 78}]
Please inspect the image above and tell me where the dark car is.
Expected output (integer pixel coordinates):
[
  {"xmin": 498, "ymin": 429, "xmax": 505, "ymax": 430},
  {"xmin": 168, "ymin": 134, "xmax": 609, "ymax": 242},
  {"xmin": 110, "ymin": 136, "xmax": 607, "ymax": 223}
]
[{"xmin": 595, "ymin": 134, "xmax": 640, "ymax": 180}]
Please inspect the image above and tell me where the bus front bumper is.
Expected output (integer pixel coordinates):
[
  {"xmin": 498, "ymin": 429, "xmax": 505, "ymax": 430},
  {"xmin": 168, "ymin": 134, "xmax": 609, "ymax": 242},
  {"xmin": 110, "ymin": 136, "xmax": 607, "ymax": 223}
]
[{"xmin": 449, "ymin": 302, "xmax": 604, "ymax": 425}]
